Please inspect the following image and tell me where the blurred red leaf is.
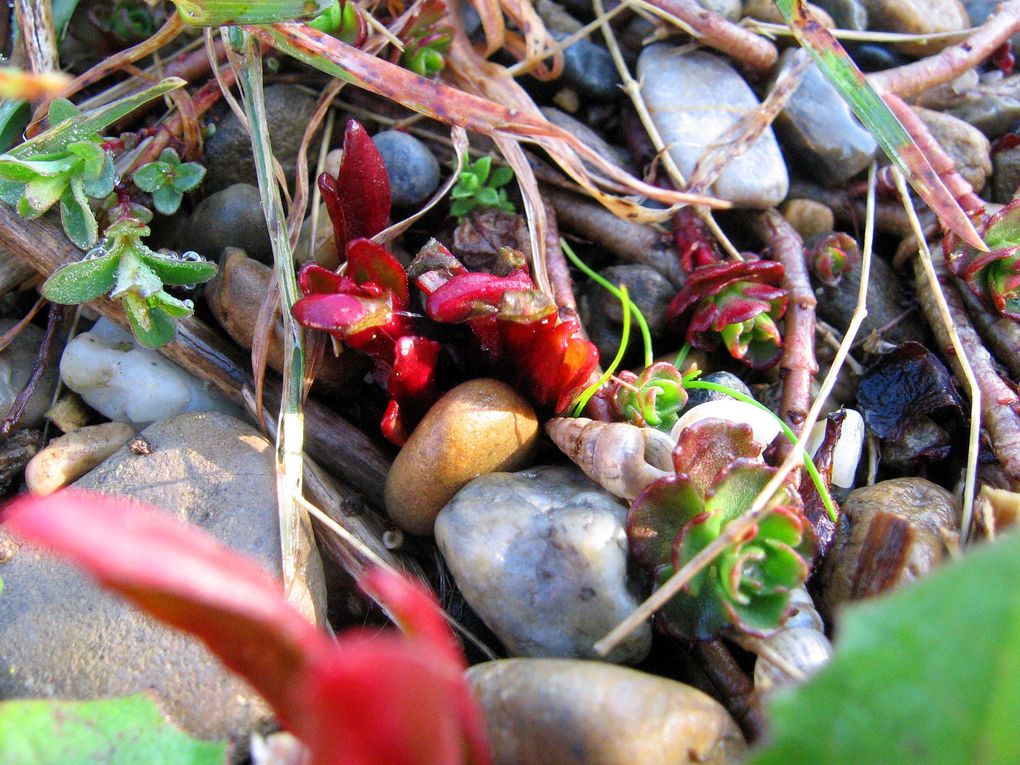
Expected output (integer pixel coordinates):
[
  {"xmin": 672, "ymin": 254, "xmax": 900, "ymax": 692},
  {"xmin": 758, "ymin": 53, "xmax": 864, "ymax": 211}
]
[{"xmin": 319, "ymin": 120, "xmax": 391, "ymax": 253}]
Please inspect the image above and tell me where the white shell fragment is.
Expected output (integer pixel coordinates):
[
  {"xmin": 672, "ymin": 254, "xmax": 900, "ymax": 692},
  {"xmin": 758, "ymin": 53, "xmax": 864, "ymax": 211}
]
[
  {"xmin": 805, "ymin": 408, "xmax": 865, "ymax": 489},
  {"xmin": 60, "ymin": 319, "xmax": 242, "ymax": 427},
  {"xmin": 753, "ymin": 627, "xmax": 834, "ymax": 694},
  {"xmin": 670, "ymin": 400, "xmax": 782, "ymax": 447}
]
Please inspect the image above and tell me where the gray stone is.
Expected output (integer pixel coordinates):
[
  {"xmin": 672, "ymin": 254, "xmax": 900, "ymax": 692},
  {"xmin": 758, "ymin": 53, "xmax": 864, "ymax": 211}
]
[
  {"xmin": 203, "ymin": 85, "xmax": 318, "ymax": 193},
  {"xmin": 581, "ymin": 264, "xmax": 674, "ymax": 362},
  {"xmin": 536, "ymin": 0, "xmax": 583, "ymax": 34},
  {"xmin": 540, "ymin": 107, "xmax": 629, "ymax": 173},
  {"xmin": 993, "ymin": 144, "xmax": 1020, "ymax": 202},
  {"xmin": 684, "ymin": 371, "xmax": 752, "ymax": 410},
  {"xmin": 861, "ymin": 0, "xmax": 969, "ymax": 55},
  {"xmin": 639, "ymin": 46, "xmax": 789, "ymax": 208},
  {"xmin": 176, "ymin": 183, "xmax": 272, "ymax": 264},
  {"xmin": 944, "ymin": 74, "xmax": 1020, "ymax": 137},
  {"xmin": 0, "ymin": 412, "xmax": 326, "ymax": 743},
  {"xmin": 913, "ymin": 107, "xmax": 991, "ymax": 193},
  {"xmin": 435, "ymin": 465, "xmax": 652, "ymax": 664},
  {"xmin": 774, "ymin": 49, "xmax": 877, "ymax": 184},
  {"xmin": 697, "ymin": 0, "xmax": 742, "ymax": 21},
  {"xmin": 849, "ymin": 42, "xmax": 911, "ymax": 72},
  {"xmin": 556, "ymin": 33, "xmax": 622, "ymax": 102},
  {"xmin": 372, "ymin": 130, "xmax": 441, "ymax": 208},
  {"xmin": 963, "ymin": 0, "xmax": 1020, "ymax": 48},
  {"xmin": 0, "ymin": 319, "xmax": 60, "ymax": 429},
  {"xmin": 814, "ymin": 0, "xmax": 868, "ymax": 29}
]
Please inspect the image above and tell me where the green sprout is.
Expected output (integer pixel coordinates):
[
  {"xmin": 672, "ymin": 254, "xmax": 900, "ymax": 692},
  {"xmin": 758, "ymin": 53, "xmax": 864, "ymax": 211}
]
[
  {"xmin": 132, "ymin": 148, "xmax": 206, "ymax": 215},
  {"xmin": 42, "ymin": 217, "xmax": 217, "ymax": 348},
  {"xmin": 307, "ymin": 0, "xmax": 365, "ymax": 45},
  {"xmin": 450, "ymin": 155, "xmax": 515, "ymax": 218}
]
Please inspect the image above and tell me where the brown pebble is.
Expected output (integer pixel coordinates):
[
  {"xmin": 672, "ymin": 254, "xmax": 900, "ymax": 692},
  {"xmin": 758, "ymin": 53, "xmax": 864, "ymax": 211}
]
[
  {"xmin": 384, "ymin": 379, "xmax": 539, "ymax": 535},
  {"xmin": 26, "ymin": 422, "xmax": 135, "ymax": 496},
  {"xmin": 781, "ymin": 198, "xmax": 835, "ymax": 240}
]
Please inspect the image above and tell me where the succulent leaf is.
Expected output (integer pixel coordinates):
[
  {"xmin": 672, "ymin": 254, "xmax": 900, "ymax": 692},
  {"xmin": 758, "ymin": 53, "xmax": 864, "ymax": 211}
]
[{"xmin": 612, "ymin": 362, "xmax": 688, "ymax": 431}]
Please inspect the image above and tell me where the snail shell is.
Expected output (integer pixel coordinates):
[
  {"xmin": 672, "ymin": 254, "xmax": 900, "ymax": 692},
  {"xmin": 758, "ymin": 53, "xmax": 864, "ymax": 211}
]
[
  {"xmin": 546, "ymin": 417, "xmax": 675, "ymax": 501},
  {"xmin": 752, "ymin": 627, "xmax": 833, "ymax": 694}
]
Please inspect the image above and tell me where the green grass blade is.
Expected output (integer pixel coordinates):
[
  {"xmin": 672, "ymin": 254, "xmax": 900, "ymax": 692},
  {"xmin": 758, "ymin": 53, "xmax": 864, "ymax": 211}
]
[
  {"xmin": 171, "ymin": 0, "xmax": 332, "ymax": 25},
  {"xmin": 774, "ymin": 0, "xmax": 985, "ymax": 252}
]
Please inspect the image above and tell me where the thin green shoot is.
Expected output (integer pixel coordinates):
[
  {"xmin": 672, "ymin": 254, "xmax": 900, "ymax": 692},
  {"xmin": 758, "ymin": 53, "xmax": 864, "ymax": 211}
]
[
  {"xmin": 674, "ymin": 342, "xmax": 691, "ymax": 369},
  {"xmin": 572, "ymin": 284, "xmax": 632, "ymax": 417},
  {"xmin": 561, "ymin": 238, "xmax": 653, "ymax": 369},
  {"xmin": 683, "ymin": 378, "xmax": 836, "ymax": 522}
]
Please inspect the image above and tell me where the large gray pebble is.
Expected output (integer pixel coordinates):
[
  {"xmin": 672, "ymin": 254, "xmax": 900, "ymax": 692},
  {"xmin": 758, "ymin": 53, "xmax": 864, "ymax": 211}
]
[
  {"xmin": 774, "ymin": 49, "xmax": 877, "ymax": 184},
  {"xmin": 556, "ymin": 33, "xmax": 622, "ymax": 101},
  {"xmin": 435, "ymin": 465, "xmax": 652, "ymax": 664},
  {"xmin": 0, "ymin": 412, "xmax": 326, "ymax": 743},
  {"xmin": 372, "ymin": 130, "xmax": 441, "ymax": 208},
  {"xmin": 814, "ymin": 0, "xmax": 868, "ymax": 29},
  {"xmin": 203, "ymin": 85, "xmax": 317, "ymax": 193},
  {"xmin": 914, "ymin": 107, "xmax": 991, "ymax": 194},
  {"xmin": 0, "ymin": 319, "xmax": 60, "ymax": 429},
  {"xmin": 640, "ymin": 46, "xmax": 788, "ymax": 207},
  {"xmin": 176, "ymin": 184, "xmax": 272, "ymax": 264}
]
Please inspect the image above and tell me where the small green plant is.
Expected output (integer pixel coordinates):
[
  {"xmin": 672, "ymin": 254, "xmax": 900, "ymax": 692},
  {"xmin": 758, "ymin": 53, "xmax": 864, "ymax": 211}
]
[
  {"xmin": 131, "ymin": 148, "xmax": 206, "ymax": 216},
  {"xmin": 307, "ymin": 0, "xmax": 366, "ymax": 45},
  {"xmin": 42, "ymin": 217, "xmax": 216, "ymax": 348},
  {"xmin": 396, "ymin": 0, "xmax": 452, "ymax": 77},
  {"xmin": 449, "ymin": 155, "xmax": 515, "ymax": 218}
]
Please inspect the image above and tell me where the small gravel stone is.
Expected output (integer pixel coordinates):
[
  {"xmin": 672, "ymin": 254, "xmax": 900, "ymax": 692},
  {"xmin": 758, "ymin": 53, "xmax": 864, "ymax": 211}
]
[
  {"xmin": 25, "ymin": 422, "xmax": 134, "ymax": 496},
  {"xmin": 861, "ymin": 0, "xmax": 969, "ymax": 55},
  {"xmin": 372, "ymin": 130, "xmax": 441, "ymax": 208},
  {"xmin": 555, "ymin": 32, "xmax": 622, "ymax": 102},
  {"xmin": 813, "ymin": 0, "xmax": 868, "ymax": 28},
  {"xmin": 175, "ymin": 183, "xmax": 272, "ymax": 264},
  {"xmin": 0, "ymin": 318, "xmax": 61, "ymax": 430},
  {"xmin": 684, "ymin": 371, "xmax": 753, "ymax": 409},
  {"xmin": 436, "ymin": 466, "xmax": 652, "ymax": 663},
  {"xmin": 782, "ymin": 198, "xmax": 836, "ymax": 239},
  {"xmin": 914, "ymin": 106, "xmax": 991, "ymax": 193}
]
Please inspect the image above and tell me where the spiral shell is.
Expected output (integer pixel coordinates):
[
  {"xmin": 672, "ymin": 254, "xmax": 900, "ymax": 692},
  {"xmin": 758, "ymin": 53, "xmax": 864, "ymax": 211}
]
[
  {"xmin": 752, "ymin": 627, "xmax": 833, "ymax": 693},
  {"xmin": 545, "ymin": 417, "xmax": 674, "ymax": 501}
]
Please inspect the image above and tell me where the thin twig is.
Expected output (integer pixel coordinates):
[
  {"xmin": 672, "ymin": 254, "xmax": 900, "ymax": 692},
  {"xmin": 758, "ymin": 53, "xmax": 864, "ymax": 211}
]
[
  {"xmin": 893, "ymin": 168, "xmax": 980, "ymax": 543},
  {"xmin": 1, "ymin": 302, "xmax": 60, "ymax": 437},
  {"xmin": 595, "ymin": 163, "xmax": 878, "ymax": 657},
  {"xmin": 0, "ymin": 294, "xmax": 46, "ymax": 353},
  {"xmin": 15, "ymin": 0, "xmax": 59, "ymax": 78}
]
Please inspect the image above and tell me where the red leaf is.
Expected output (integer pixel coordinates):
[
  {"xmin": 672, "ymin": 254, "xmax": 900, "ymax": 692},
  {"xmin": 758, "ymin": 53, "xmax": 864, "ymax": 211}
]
[
  {"xmin": 2, "ymin": 490, "xmax": 327, "ymax": 729},
  {"xmin": 299, "ymin": 262, "xmax": 346, "ymax": 295},
  {"xmin": 318, "ymin": 171, "xmax": 351, "ymax": 256},
  {"xmin": 336, "ymin": 120, "xmax": 391, "ymax": 245},
  {"xmin": 347, "ymin": 238, "xmax": 410, "ymax": 308},
  {"xmin": 425, "ymin": 271, "xmax": 532, "ymax": 323},
  {"xmin": 671, "ymin": 418, "xmax": 762, "ymax": 493},
  {"xmin": 291, "ymin": 291, "xmax": 395, "ymax": 337},
  {"xmin": 388, "ymin": 335, "xmax": 440, "ymax": 404}
]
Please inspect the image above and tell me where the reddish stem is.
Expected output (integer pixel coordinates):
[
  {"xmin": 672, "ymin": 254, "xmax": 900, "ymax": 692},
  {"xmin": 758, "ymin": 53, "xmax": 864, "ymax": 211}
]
[
  {"xmin": 869, "ymin": 0, "xmax": 1020, "ymax": 98},
  {"xmin": 542, "ymin": 200, "xmax": 579, "ymax": 318},
  {"xmin": 691, "ymin": 639, "xmax": 766, "ymax": 742},
  {"xmin": 752, "ymin": 210, "xmax": 817, "ymax": 455}
]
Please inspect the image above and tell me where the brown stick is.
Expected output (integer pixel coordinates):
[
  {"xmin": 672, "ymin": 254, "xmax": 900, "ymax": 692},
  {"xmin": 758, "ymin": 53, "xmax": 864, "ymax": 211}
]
[
  {"xmin": 752, "ymin": 210, "xmax": 817, "ymax": 452},
  {"xmin": 691, "ymin": 639, "xmax": 766, "ymax": 742},
  {"xmin": 868, "ymin": 0, "xmax": 1020, "ymax": 98},
  {"xmin": 956, "ymin": 281, "xmax": 1020, "ymax": 381},
  {"xmin": 640, "ymin": 0, "xmax": 778, "ymax": 71},
  {"xmin": 1, "ymin": 302, "xmax": 59, "ymax": 436},
  {"xmin": 914, "ymin": 254, "xmax": 1020, "ymax": 490},
  {"xmin": 542, "ymin": 200, "xmax": 579, "ymax": 318},
  {"xmin": 0, "ymin": 206, "xmax": 392, "ymax": 507}
]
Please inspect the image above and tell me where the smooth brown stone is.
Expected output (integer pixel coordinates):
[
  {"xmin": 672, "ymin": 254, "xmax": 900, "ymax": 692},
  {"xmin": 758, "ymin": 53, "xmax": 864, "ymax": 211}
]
[{"xmin": 385, "ymin": 379, "xmax": 539, "ymax": 535}]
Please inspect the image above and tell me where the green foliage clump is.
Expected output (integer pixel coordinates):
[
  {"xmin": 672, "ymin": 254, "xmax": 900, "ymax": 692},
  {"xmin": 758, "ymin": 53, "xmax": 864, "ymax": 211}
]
[
  {"xmin": 450, "ymin": 155, "xmax": 515, "ymax": 218},
  {"xmin": 131, "ymin": 148, "xmax": 206, "ymax": 216}
]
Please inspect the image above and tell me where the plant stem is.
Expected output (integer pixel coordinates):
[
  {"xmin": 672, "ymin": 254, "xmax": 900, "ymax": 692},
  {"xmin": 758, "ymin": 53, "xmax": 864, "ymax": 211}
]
[
  {"xmin": 235, "ymin": 31, "xmax": 315, "ymax": 622},
  {"xmin": 572, "ymin": 285, "xmax": 632, "ymax": 416}
]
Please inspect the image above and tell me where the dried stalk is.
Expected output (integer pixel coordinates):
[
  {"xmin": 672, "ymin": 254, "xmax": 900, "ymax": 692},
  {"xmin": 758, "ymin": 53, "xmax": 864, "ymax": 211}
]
[
  {"xmin": 751, "ymin": 209, "xmax": 817, "ymax": 458},
  {"xmin": 913, "ymin": 252, "xmax": 1020, "ymax": 496},
  {"xmin": 0, "ymin": 303, "xmax": 59, "ymax": 436},
  {"xmin": 869, "ymin": 0, "xmax": 1020, "ymax": 98},
  {"xmin": 595, "ymin": 163, "xmax": 878, "ymax": 657},
  {"xmin": 15, "ymin": 0, "xmax": 59, "ymax": 77},
  {"xmin": 638, "ymin": 0, "xmax": 778, "ymax": 71},
  {"xmin": 691, "ymin": 640, "xmax": 765, "ymax": 741},
  {"xmin": 956, "ymin": 283, "xmax": 1020, "ymax": 381}
]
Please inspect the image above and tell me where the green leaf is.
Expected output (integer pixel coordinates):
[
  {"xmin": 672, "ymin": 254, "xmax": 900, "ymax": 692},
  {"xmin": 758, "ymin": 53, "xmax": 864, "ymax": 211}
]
[
  {"xmin": 113, "ymin": 251, "xmax": 163, "ymax": 298},
  {"xmin": 139, "ymin": 252, "xmax": 217, "ymax": 286},
  {"xmin": 125, "ymin": 295, "xmax": 178, "ymax": 348},
  {"xmin": 0, "ymin": 693, "xmax": 227, "ymax": 765},
  {"xmin": 10, "ymin": 79, "xmax": 185, "ymax": 158},
  {"xmin": 21, "ymin": 174, "xmax": 67, "ymax": 215},
  {"xmin": 0, "ymin": 154, "xmax": 79, "ymax": 180},
  {"xmin": 150, "ymin": 289, "xmax": 195, "ymax": 318},
  {"xmin": 170, "ymin": 162, "xmax": 206, "ymax": 192},
  {"xmin": 59, "ymin": 179, "xmax": 99, "ymax": 249},
  {"xmin": 489, "ymin": 166, "xmax": 514, "ymax": 188},
  {"xmin": 0, "ymin": 100, "xmax": 30, "ymax": 153},
  {"xmin": 67, "ymin": 140, "xmax": 107, "ymax": 179},
  {"xmin": 475, "ymin": 186, "xmax": 499, "ymax": 207},
  {"xmin": 158, "ymin": 147, "xmax": 182, "ymax": 166},
  {"xmin": 0, "ymin": 177, "xmax": 24, "ymax": 204},
  {"xmin": 152, "ymin": 184, "xmax": 183, "ymax": 215},
  {"xmin": 132, "ymin": 161, "xmax": 169, "ymax": 193},
  {"xmin": 171, "ymin": 0, "xmax": 334, "ymax": 25},
  {"xmin": 749, "ymin": 530, "xmax": 1020, "ymax": 765},
  {"xmin": 449, "ymin": 198, "xmax": 473, "ymax": 218},
  {"xmin": 81, "ymin": 154, "xmax": 116, "ymax": 199},
  {"xmin": 47, "ymin": 98, "xmax": 80, "ymax": 127},
  {"xmin": 774, "ymin": 0, "xmax": 985, "ymax": 252},
  {"xmin": 473, "ymin": 155, "xmax": 491, "ymax": 184},
  {"xmin": 42, "ymin": 252, "xmax": 120, "ymax": 304}
]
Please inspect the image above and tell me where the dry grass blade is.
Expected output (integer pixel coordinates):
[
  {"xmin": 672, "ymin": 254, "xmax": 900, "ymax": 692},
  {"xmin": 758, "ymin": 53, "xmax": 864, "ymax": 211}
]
[
  {"xmin": 15, "ymin": 0, "xmax": 59, "ymax": 75},
  {"xmin": 235, "ymin": 31, "xmax": 316, "ymax": 623},
  {"xmin": 892, "ymin": 169, "xmax": 980, "ymax": 543},
  {"xmin": 0, "ymin": 68, "xmax": 70, "ymax": 100},
  {"xmin": 250, "ymin": 23, "xmax": 728, "ymax": 220},
  {"xmin": 595, "ymin": 162, "xmax": 879, "ymax": 657}
]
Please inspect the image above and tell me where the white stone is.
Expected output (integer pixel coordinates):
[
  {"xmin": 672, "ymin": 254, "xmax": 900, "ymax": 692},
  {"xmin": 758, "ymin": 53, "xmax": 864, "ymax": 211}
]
[
  {"xmin": 805, "ymin": 408, "xmax": 865, "ymax": 488},
  {"xmin": 59, "ymin": 319, "xmax": 242, "ymax": 427}
]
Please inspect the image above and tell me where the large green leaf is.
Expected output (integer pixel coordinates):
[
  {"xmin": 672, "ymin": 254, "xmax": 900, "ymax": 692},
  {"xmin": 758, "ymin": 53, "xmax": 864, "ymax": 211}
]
[
  {"xmin": 0, "ymin": 693, "xmax": 227, "ymax": 764},
  {"xmin": 42, "ymin": 253, "xmax": 119, "ymax": 303},
  {"xmin": 774, "ymin": 0, "xmax": 985, "ymax": 252},
  {"xmin": 749, "ymin": 530, "xmax": 1020, "ymax": 764},
  {"xmin": 171, "ymin": 0, "xmax": 332, "ymax": 25}
]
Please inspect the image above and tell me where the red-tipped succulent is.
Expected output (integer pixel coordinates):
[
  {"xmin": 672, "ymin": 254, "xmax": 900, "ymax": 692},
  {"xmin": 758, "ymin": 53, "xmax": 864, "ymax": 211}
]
[
  {"xmin": 667, "ymin": 259, "xmax": 788, "ymax": 369},
  {"xmin": 944, "ymin": 199, "xmax": 1020, "ymax": 319},
  {"xmin": 673, "ymin": 206, "xmax": 723, "ymax": 272},
  {"xmin": 292, "ymin": 120, "xmax": 438, "ymax": 445},
  {"xmin": 3, "ymin": 489, "xmax": 492, "ymax": 765},
  {"xmin": 807, "ymin": 231, "xmax": 859, "ymax": 287},
  {"xmin": 411, "ymin": 240, "xmax": 599, "ymax": 414},
  {"xmin": 627, "ymin": 418, "xmax": 812, "ymax": 640},
  {"xmin": 611, "ymin": 362, "xmax": 688, "ymax": 432}
]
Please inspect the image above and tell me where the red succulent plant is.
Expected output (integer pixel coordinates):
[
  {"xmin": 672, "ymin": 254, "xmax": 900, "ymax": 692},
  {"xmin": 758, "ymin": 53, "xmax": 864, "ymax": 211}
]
[
  {"xmin": 666, "ymin": 259, "xmax": 788, "ymax": 369},
  {"xmin": 944, "ymin": 199, "xmax": 1020, "ymax": 319},
  {"xmin": 3, "ymin": 489, "xmax": 492, "ymax": 765}
]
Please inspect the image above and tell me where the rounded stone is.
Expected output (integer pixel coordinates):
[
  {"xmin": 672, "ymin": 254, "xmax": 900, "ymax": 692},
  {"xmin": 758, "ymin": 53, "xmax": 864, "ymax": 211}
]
[
  {"xmin": 0, "ymin": 412, "xmax": 327, "ymax": 743},
  {"xmin": 468, "ymin": 658, "xmax": 746, "ymax": 765},
  {"xmin": 862, "ymin": 0, "xmax": 969, "ymax": 56},
  {"xmin": 175, "ymin": 183, "xmax": 271, "ymax": 264},
  {"xmin": 25, "ymin": 422, "xmax": 135, "ymax": 496},
  {"xmin": 436, "ymin": 465, "xmax": 652, "ymax": 663},
  {"xmin": 782, "ymin": 198, "xmax": 835, "ymax": 239},
  {"xmin": 385, "ymin": 379, "xmax": 539, "ymax": 535},
  {"xmin": 372, "ymin": 130, "xmax": 441, "ymax": 208},
  {"xmin": 556, "ymin": 33, "xmax": 622, "ymax": 102},
  {"xmin": 684, "ymin": 371, "xmax": 753, "ymax": 409},
  {"xmin": 914, "ymin": 107, "xmax": 991, "ymax": 193}
]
